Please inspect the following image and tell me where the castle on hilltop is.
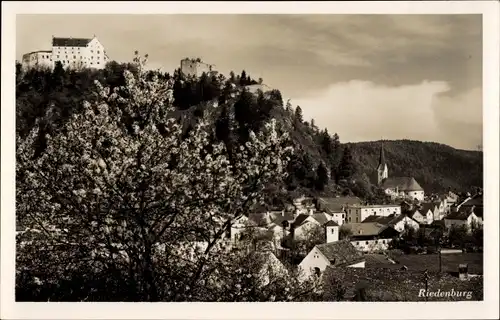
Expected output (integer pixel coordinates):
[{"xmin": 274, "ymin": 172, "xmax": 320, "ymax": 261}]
[
  {"xmin": 180, "ymin": 58, "xmax": 216, "ymax": 78},
  {"xmin": 21, "ymin": 35, "xmax": 109, "ymax": 70},
  {"xmin": 376, "ymin": 142, "xmax": 425, "ymax": 201}
]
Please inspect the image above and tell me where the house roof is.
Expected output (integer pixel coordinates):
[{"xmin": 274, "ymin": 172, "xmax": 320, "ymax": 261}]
[
  {"xmin": 445, "ymin": 207, "xmax": 474, "ymax": 220},
  {"xmin": 317, "ymin": 196, "xmax": 362, "ymax": 213},
  {"xmin": 324, "ymin": 220, "xmax": 339, "ymax": 227},
  {"xmin": 419, "ymin": 202, "xmax": 438, "ymax": 213},
  {"xmin": 272, "ymin": 211, "xmax": 295, "ymax": 225},
  {"xmin": 407, "ymin": 208, "xmax": 423, "ymax": 218},
  {"xmin": 311, "ymin": 212, "xmax": 330, "ymax": 226},
  {"xmin": 342, "ymin": 222, "xmax": 388, "ymax": 237},
  {"xmin": 381, "ymin": 177, "xmax": 424, "ymax": 192},
  {"xmin": 52, "ymin": 37, "xmax": 93, "ymax": 47},
  {"xmin": 316, "ymin": 240, "xmax": 364, "ymax": 266},
  {"xmin": 248, "ymin": 212, "xmax": 281, "ymax": 227},
  {"xmin": 460, "ymin": 193, "xmax": 483, "ymax": 207},
  {"xmin": 291, "ymin": 214, "xmax": 311, "ymax": 228}
]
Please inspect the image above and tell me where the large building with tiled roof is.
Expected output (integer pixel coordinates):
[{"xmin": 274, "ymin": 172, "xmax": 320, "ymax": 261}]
[
  {"xmin": 376, "ymin": 142, "xmax": 425, "ymax": 201},
  {"xmin": 21, "ymin": 35, "xmax": 109, "ymax": 70}
]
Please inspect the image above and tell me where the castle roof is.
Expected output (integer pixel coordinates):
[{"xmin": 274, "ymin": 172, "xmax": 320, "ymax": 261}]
[
  {"xmin": 52, "ymin": 37, "xmax": 93, "ymax": 47},
  {"xmin": 381, "ymin": 177, "xmax": 424, "ymax": 192}
]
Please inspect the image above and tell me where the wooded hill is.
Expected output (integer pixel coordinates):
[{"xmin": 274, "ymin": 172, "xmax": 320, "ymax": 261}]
[{"xmin": 15, "ymin": 60, "xmax": 483, "ymax": 204}]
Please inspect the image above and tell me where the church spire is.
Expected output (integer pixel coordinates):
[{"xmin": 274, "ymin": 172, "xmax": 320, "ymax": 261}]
[
  {"xmin": 377, "ymin": 140, "xmax": 388, "ymax": 185},
  {"xmin": 378, "ymin": 141, "xmax": 386, "ymax": 167}
]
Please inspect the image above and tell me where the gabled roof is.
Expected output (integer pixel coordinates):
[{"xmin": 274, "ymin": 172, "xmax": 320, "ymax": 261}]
[
  {"xmin": 460, "ymin": 193, "xmax": 483, "ymax": 207},
  {"xmin": 311, "ymin": 212, "xmax": 330, "ymax": 226},
  {"xmin": 381, "ymin": 177, "xmax": 424, "ymax": 192},
  {"xmin": 419, "ymin": 202, "xmax": 438, "ymax": 213},
  {"xmin": 324, "ymin": 220, "xmax": 339, "ymax": 227},
  {"xmin": 52, "ymin": 37, "xmax": 93, "ymax": 47},
  {"xmin": 342, "ymin": 222, "xmax": 388, "ymax": 237},
  {"xmin": 291, "ymin": 214, "xmax": 312, "ymax": 228},
  {"xmin": 362, "ymin": 214, "xmax": 414, "ymax": 228},
  {"xmin": 446, "ymin": 207, "xmax": 475, "ymax": 220},
  {"xmin": 407, "ymin": 208, "xmax": 423, "ymax": 218},
  {"xmin": 317, "ymin": 196, "xmax": 362, "ymax": 213},
  {"xmin": 315, "ymin": 240, "xmax": 364, "ymax": 266}
]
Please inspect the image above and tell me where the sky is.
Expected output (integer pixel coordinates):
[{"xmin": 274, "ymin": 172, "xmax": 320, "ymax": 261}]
[{"xmin": 16, "ymin": 14, "xmax": 483, "ymax": 150}]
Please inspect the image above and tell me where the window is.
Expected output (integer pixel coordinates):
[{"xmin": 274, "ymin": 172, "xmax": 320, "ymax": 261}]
[
  {"xmin": 57, "ymin": 55, "xmax": 60, "ymax": 58},
  {"xmin": 73, "ymin": 55, "xmax": 76, "ymax": 59},
  {"xmin": 356, "ymin": 217, "xmax": 359, "ymax": 222},
  {"xmin": 97, "ymin": 62, "xmax": 100, "ymax": 64},
  {"xmin": 365, "ymin": 241, "xmax": 369, "ymax": 245},
  {"xmin": 80, "ymin": 56, "xmax": 82, "ymax": 59},
  {"xmin": 348, "ymin": 217, "xmax": 351, "ymax": 222},
  {"xmin": 91, "ymin": 50, "xmax": 93, "ymax": 53},
  {"xmin": 91, "ymin": 56, "xmax": 93, "ymax": 59},
  {"xmin": 382, "ymin": 240, "xmax": 386, "ymax": 244},
  {"xmin": 331, "ymin": 229, "xmax": 334, "ymax": 234},
  {"xmin": 66, "ymin": 55, "xmax": 68, "ymax": 58},
  {"xmin": 91, "ymin": 62, "xmax": 93, "ymax": 65},
  {"xmin": 375, "ymin": 240, "xmax": 378, "ymax": 244},
  {"xmin": 97, "ymin": 50, "xmax": 100, "ymax": 54}
]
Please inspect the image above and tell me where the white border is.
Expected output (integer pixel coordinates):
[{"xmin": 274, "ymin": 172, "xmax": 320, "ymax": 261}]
[{"xmin": 2, "ymin": 1, "xmax": 499, "ymax": 319}]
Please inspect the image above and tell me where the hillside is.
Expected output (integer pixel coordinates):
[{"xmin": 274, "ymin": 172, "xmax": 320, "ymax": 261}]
[
  {"xmin": 347, "ymin": 140, "xmax": 483, "ymax": 194},
  {"xmin": 15, "ymin": 60, "xmax": 483, "ymax": 204}
]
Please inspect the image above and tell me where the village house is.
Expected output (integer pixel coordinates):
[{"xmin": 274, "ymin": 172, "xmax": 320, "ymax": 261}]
[
  {"xmin": 377, "ymin": 142, "xmax": 425, "ymax": 201},
  {"xmin": 345, "ymin": 204, "xmax": 401, "ymax": 224},
  {"xmin": 298, "ymin": 240, "xmax": 365, "ymax": 279},
  {"xmin": 419, "ymin": 202, "xmax": 442, "ymax": 221},
  {"xmin": 456, "ymin": 192, "xmax": 483, "ymax": 221},
  {"xmin": 444, "ymin": 206, "xmax": 482, "ymax": 231},
  {"xmin": 290, "ymin": 212, "xmax": 333, "ymax": 241},
  {"xmin": 22, "ymin": 35, "xmax": 109, "ymax": 70},
  {"xmin": 407, "ymin": 207, "xmax": 434, "ymax": 225},
  {"xmin": 361, "ymin": 213, "xmax": 420, "ymax": 233},
  {"xmin": 342, "ymin": 222, "xmax": 400, "ymax": 252}
]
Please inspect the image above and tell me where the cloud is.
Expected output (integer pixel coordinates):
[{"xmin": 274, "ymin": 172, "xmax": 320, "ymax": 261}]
[{"xmin": 292, "ymin": 81, "xmax": 482, "ymax": 150}]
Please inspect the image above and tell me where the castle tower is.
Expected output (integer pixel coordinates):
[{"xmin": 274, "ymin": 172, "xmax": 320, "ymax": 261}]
[{"xmin": 377, "ymin": 141, "xmax": 388, "ymax": 185}]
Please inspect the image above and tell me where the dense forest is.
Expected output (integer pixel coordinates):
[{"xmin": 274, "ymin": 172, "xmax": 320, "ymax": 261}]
[{"xmin": 16, "ymin": 59, "xmax": 483, "ymax": 205}]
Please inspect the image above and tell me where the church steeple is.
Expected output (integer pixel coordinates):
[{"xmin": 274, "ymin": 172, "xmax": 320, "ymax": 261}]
[
  {"xmin": 377, "ymin": 141, "xmax": 388, "ymax": 185},
  {"xmin": 378, "ymin": 141, "xmax": 386, "ymax": 167}
]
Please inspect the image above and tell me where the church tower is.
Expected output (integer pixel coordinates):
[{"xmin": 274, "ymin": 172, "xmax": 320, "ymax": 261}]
[{"xmin": 377, "ymin": 141, "xmax": 388, "ymax": 185}]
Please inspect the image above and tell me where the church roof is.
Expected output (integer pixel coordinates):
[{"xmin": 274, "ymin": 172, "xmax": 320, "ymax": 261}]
[{"xmin": 381, "ymin": 177, "xmax": 424, "ymax": 192}]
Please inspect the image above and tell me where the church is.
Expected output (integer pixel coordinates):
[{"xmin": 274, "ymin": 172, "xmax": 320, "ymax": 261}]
[{"xmin": 376, "ymin": 142, "xmax": 425, "ymax": 201}]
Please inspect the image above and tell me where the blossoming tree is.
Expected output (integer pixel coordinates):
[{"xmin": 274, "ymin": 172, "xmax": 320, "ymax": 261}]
[{"xmin": 15, "ymin": 53, "xmax": 321, "ymax": 301}]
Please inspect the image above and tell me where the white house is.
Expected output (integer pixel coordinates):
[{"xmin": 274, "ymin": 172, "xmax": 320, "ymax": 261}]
[
  {"xmin": 408, "ymin": 208, "xmax": 433, "ymax": 225},
  {"xmin": 291, "ymin": 213, "xmax": 331, "ymax": 241},
  {"xmin": 444, "ymin": 207, "xmax": 482, "ymax": 231},
  {"xmin": 362, "ymin": 213, "xmax": 420, "ymax": 233},
  {"xmin": 298, "ymin": 240, "xmax": 365, "ymax": 279},
  {"xmin": 342, "ymin": 222, "xmax": 401, "ymax": 253},
  {"xmin": 345, "ymin": 204, "xmax": 401, "ymax": 224},
  {"xmin": 22, "ymin": 35, "xmax": 109, "ymax": 71},
  {"xmin": 417, "ymin": 203, "xmax": 437, "ymax": 224}
]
